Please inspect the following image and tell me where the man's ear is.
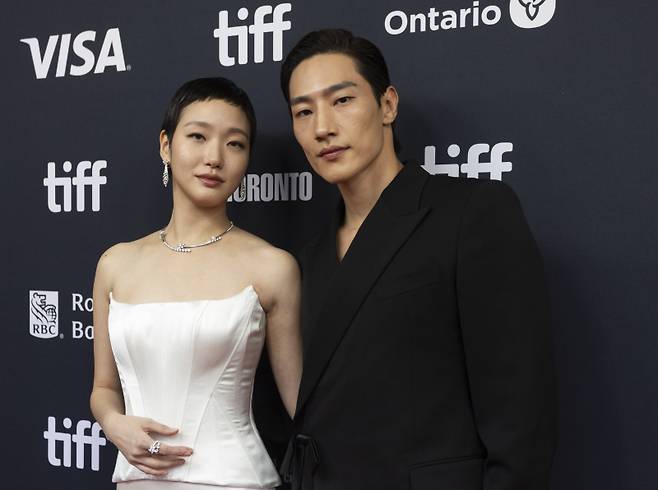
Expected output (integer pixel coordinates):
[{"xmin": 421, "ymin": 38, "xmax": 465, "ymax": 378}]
[
  {"xmin": 381, "ymin": 85, "xmax": 399, "ymax": 126},
  {"xmin": 159, "ymin": 130, "xmax": 171, "ymax": 162}
]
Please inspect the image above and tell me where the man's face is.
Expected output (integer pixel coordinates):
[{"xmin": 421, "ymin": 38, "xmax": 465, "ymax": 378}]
[{"xmin": 288, "ymin": 53, "xmax": 391, "ymax": 185}]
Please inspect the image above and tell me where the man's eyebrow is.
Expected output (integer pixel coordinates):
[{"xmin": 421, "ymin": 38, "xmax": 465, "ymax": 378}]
[{"xmin": 290, "ymin": 81, "xmax": 357, "ymax": 106}]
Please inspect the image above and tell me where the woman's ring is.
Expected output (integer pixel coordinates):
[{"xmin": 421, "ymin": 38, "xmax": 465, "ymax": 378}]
[{"xmin": 148, "ymin": 440, "xmax": 161, "ymax": 455}]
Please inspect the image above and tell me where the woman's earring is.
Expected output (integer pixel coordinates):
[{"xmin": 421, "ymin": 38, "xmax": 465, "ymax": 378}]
[
  {"xmin": 162, "ymin": 160, "xmax": 169, "ymax": 187},
  {"xmin": 239, "ymin": 177, "xmax": 246, "ymax": 200}
]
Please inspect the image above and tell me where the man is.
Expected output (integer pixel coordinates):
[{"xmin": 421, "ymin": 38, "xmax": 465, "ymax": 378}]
[{"xmin": 279, "ymin": 29, "xmax": 556, "ymax": 490}]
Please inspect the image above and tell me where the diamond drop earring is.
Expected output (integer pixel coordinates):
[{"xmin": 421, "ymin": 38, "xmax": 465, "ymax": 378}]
[
  {"xmin": 162, "ymin": 160, "xmax": 170, "ymax": 187},
  {"xmin": 239, "ymin": 177, "xmax": 246, "ymax": 200}
]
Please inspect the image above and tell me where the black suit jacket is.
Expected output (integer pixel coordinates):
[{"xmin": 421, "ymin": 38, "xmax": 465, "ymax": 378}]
[{"xmin": 285, "ymin": 164, "xmax": 556, "ymax": 490}]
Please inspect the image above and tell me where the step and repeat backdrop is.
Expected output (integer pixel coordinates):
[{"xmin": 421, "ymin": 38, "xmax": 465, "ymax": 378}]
[{"xmin": 1, "ymin": 1, "xmax": 656, "ymax": 489}]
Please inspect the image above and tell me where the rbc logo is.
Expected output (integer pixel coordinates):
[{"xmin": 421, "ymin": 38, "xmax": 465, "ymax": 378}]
[
  {"xmin": 510, "ymin": 0, "xmax": 556, "ymax": 28},
  {"xmin": 213, "ymin": 3, "xmax": 292, "ymax": 66},
  {"xmin": 43, "ymin": 416, "xmax": 106, "ymax": 471},
  {"xmin": 43, "ymin": 160, "xmax": 108, "ymax": 213},
  {"xmin": 29, "ymin": 290, "xmax": 58, "ymax": 339},
  {"xmin": 20, "ymin": 28, "xmax": 127, "ymax": 79}
]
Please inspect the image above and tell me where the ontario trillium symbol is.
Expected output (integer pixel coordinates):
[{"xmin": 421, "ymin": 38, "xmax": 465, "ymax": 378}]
[{"xmin": 518, "ymin": 0, "xmax": 546, "ymax": 20}]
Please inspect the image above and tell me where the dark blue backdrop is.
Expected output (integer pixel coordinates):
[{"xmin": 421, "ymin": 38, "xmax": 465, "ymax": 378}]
[{"xmin": 2, "ymin": 1, "xmax": 656, "ymax": 488}]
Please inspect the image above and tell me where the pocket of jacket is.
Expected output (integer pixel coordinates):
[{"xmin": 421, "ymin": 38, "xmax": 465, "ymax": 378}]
[
  {"xmin": 375, "ymin": 270, "xmax": 438, "ymax": 298},
  {"xmin": 409, "ymin": 456, "xmax": 483, "ymax": 489}
]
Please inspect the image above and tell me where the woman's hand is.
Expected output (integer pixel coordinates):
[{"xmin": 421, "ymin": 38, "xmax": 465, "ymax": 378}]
[{"xmin": 103, "ymin": 413, "xmax": 193, "ymax": 476}]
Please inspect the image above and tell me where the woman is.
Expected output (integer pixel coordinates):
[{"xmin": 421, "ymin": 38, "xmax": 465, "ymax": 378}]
[{"xmin": 90, "ymin": 78, "xmax": 301, "ymax": 489}]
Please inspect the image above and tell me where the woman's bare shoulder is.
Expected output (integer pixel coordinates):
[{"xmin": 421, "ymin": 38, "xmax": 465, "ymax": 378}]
[
  {"xmin": 234, "ymin": 228, "xmax": 297, "ymax": 272},
  {"xmin": 96, "ymin": 232, "xmax": 160, "ymax": 277}
]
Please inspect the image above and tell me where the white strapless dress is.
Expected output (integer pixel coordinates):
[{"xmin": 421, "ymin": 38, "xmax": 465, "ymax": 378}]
[{"xmin": 108, "ymin": 285, "xmax": 281, "ymax": 490}]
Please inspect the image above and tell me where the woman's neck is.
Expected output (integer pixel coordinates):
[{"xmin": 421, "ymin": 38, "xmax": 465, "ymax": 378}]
[{"xmin": 164, "ymin": 196, "xmax": 232, "ymax": 244}]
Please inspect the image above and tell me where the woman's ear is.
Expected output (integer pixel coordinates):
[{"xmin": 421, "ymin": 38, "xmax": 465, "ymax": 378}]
[{"xmin": 159, "ymin": 130, "xmax": 171, "ymax": 163}]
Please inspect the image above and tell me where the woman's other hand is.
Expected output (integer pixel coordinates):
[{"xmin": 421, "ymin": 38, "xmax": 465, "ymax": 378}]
[{"xmin": 102, "ymin": 413, "xmax": 193, "ymax": 476}]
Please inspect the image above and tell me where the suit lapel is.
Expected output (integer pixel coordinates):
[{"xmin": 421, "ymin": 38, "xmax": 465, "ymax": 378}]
[
  {"xmin": 296, "ymin": 164, "xmax": 430, "ymax": 414},
  {"xmin": 299, "ymin": 219, "xmax": 339, "ymax": 355}
]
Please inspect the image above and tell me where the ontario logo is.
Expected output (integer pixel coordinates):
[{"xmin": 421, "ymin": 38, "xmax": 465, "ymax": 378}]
[
  {"xmin": 384, "ymin": 0, "xmax": 555, "ymax": 35},
  {"xmin": 510, "ymin": 0, "xmax": 556, "ymax": 29},
  {"xmin": 29, "ymin": 290, "xmax": 58, "ymax": 339}
]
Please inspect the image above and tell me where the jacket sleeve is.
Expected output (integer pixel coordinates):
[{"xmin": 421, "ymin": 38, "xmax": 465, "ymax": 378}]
[{"xmin": 456, "ymin": 180, "xmax": 557, "ymax": 490}]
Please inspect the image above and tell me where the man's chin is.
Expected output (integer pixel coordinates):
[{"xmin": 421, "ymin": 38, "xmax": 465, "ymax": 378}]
[{"xmin": 313, "ymin": 164, "xmax": 359, "ymax": 185}]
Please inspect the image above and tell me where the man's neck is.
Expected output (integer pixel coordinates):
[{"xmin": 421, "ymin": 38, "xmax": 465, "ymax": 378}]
[{"xmin": 337, "ymin": 152, "xmax": 403, "ymax": 230}]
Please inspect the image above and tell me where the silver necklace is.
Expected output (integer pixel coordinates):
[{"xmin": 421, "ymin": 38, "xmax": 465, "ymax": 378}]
[{"xmin": 159, "ymin": 222, "xmax": 234, "ymax": 253}]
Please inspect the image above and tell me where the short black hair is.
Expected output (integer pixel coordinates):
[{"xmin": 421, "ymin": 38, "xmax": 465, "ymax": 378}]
[
  {"xmin": 161, "ymin": 77, "xmax": 257, "ymax": 148},
  {"xmin": 280, "ymin": 29, "xmax": 400, "ymax": 154}
]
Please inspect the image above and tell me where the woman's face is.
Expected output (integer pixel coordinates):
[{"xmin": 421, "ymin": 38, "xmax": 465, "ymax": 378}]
[{"xmin": 160, "ymin": 98, "xmax": 250, "ymax": 208}]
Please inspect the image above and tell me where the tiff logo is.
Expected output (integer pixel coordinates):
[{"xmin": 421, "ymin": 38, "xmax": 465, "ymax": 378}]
[
  {"xmin": 43, "ymin": 416, "xmax": 106, "ymax": 471},
  {"xmin": 213, "ymin": 3, "xmax": 292, "ymax": 66},
  {"xmin": 20, "ymin": 28, "xmax": 127, "ymax": 79},
  {"xmin": 422, "ymin": 142, "xmax": 513, "ymax": 181},
  {"xmin": 43, "ymin": 160, "xmax": 107, "ymax": 213}
]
